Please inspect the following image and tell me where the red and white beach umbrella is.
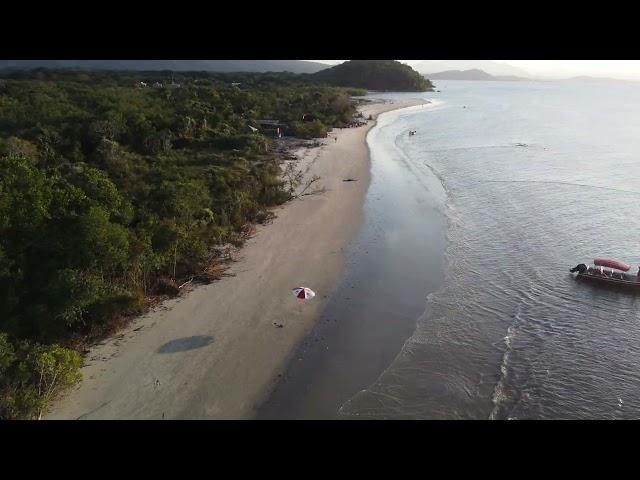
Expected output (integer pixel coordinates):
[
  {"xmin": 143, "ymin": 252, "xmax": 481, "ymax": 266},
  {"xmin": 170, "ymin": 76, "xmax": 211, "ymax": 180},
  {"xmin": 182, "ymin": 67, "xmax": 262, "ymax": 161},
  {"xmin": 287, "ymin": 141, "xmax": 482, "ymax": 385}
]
[{"xmin": 292, "ymin": 287, "xmax": 316, "ymax": 300}]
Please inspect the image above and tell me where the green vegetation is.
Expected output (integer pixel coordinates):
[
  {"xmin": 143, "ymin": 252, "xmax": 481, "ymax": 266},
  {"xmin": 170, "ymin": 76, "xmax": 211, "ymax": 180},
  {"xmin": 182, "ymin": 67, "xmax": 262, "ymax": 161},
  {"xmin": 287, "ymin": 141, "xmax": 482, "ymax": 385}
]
[
  {"xmin": 310, "ymin": 60, "xmax": 434, "ymax": 92},
  {"xmin": 0, "ymin": 69, "xmax": 366, "ymax": 418},
  {"xmin": 0, "ymin": 333, "xmax": 82, "ymax": 419},
  {"xmin": 0, "ymin": 60, "xmax": 331, "ymax": 74}
]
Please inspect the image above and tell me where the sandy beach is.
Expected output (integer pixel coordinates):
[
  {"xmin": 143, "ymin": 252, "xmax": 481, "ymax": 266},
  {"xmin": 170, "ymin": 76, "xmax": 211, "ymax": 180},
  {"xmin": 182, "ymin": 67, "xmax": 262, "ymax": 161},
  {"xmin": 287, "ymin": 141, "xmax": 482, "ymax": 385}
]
[{"xmin": 46, "ymin": 98, "xmax": 428, "ymax": 420}]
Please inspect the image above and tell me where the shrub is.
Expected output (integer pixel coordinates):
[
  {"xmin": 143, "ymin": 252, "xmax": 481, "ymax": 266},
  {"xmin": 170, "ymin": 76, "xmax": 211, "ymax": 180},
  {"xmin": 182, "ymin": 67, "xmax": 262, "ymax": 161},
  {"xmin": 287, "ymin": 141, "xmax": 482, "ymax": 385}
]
[
  {"xmin": 0, "ymin": 334, "xmax": 82, "ymax": 420},
  {"xmin": 290, "ymin": 120, "xmax": 328, "ymax": 139}
]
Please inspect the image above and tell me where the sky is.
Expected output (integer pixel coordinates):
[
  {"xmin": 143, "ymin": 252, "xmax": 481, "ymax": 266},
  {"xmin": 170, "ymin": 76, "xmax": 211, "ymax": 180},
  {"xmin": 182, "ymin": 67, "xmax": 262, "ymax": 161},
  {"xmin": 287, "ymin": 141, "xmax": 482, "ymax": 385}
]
[
  {"xmin": 503, "ymin": 61, "xmax": 640, "ymax": 80},
  {"xmin": 307, "ymin": 60, "xmax": 640, "ymax": 80}
]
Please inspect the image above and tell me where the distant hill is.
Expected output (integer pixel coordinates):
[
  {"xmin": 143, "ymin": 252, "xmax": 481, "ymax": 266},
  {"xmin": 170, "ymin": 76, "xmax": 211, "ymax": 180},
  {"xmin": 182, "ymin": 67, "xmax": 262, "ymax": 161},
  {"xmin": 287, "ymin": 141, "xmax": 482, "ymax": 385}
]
[
  {"xmin": 310, "ymin": 60, "xmax": 433, "ymax": 92},
  {"xmin": 414, "ymin": 60, "xmax": 531, "ymax": 78},
  {"xmin": 0, "ymin": 60, "xmax": 329, "ymax": 74},
  {"xmin": 427, "ymin": 68, "xmax": 528, "ymax": 81}
]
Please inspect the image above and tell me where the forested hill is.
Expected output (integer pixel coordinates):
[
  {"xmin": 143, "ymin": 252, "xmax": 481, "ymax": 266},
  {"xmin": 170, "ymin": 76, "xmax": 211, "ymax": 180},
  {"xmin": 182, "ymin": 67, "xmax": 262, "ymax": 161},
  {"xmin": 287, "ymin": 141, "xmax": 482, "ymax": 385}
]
[
  {"xmin": 310, "ymin": 60, "xmax": 434, "ymax": 92},
  {"xmin": 0, "ymin": 60, "xmax": 329, "ymax": 74},
  {"xmin": 0, "ymin": 69, "xmax": 365, "ymax": 419}
]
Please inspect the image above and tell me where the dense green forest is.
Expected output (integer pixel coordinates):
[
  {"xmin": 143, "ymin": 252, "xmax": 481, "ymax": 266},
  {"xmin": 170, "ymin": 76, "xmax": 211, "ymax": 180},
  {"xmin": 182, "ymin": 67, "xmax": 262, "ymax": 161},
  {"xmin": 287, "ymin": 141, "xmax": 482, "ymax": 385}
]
[
  {"xmin": 0, "ymin": 69, "xmax": 366, "ymax": 418},
  {"xmin": 0, "ymin": 60, "xmax": 329, "ymax": 74},
  {"xmin": 310, "ymin": 60, "xmax": 434, "ymax": 92}
]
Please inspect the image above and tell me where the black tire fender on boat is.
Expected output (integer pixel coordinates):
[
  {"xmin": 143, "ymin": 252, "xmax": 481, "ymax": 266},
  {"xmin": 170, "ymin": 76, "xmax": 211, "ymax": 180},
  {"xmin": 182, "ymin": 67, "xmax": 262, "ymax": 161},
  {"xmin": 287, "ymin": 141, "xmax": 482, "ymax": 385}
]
[{"xmin": 570, "ymin": 263, "xmax": 587, "ymax": 273}]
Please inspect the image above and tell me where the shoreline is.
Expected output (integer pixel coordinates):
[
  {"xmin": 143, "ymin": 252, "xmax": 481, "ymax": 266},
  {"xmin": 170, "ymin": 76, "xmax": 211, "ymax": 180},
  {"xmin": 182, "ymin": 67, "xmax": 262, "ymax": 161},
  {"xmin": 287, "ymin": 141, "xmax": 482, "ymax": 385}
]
[
  {"xmin": 46, "ymin": 97, "xmax": 428, "ymax": 420},
  {"xmin": 256, "ymin": 100, "xmax": 446, "ymax": 419}
]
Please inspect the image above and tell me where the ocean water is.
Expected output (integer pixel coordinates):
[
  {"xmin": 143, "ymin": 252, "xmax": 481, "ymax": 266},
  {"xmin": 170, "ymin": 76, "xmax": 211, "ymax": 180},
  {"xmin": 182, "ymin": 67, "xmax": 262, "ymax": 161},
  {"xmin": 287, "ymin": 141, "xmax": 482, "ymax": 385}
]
[{"xmin": 340, "ymin": 81, "xmax": 640, "ymax": 419}]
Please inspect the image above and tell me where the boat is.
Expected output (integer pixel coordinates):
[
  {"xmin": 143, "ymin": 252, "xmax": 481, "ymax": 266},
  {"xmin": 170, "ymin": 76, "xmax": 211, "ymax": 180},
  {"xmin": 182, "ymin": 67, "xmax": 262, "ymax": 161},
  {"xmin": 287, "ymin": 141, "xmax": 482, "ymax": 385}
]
[{"xmin": 570, "ymin": 258, "xmax": 640, "ymax": 289}]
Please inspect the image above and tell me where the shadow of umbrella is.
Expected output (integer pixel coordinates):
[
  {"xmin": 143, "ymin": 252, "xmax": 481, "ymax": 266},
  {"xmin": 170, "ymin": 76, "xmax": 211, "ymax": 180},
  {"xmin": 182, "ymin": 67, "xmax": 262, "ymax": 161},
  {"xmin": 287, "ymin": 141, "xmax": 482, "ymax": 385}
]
[{"xmin": 157, "ymin": 335, "xmax": 214, "ymax": 354}]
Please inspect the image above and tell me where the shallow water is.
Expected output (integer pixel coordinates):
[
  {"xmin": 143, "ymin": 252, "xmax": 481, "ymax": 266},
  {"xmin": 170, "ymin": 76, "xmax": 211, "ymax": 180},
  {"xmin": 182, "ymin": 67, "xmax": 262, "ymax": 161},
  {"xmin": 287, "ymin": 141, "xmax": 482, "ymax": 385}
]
[{"xmin": 260, "ymin": 80, "xmax": 640, "ymax": 420}]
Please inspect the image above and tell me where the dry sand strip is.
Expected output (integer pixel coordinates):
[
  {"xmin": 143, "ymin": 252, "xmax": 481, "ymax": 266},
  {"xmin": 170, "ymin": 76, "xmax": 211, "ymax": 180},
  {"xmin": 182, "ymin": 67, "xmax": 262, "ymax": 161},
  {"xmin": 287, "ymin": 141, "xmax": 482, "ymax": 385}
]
[{"xmin": 46, "ymin": 98, "xmax": 428, "ymax": 420}]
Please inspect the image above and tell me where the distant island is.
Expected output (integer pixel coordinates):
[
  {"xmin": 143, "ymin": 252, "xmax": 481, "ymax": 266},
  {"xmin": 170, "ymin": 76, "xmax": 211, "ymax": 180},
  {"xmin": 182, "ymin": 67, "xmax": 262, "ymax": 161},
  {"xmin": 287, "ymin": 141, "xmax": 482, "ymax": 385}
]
[
  {"xmin": 413, "ymin": 60, "xmax": 531, "ymax": 78},
  {"xmin": 0, "ymin": 60, "xmax": 329, "ymax": 74},
  {"xmin": 311, "ymin": 60, "xmax": 434, "ymax": 92},
  {"xmin": 427, "ymin": 68, "xmax": 529, "ymax": 82}
]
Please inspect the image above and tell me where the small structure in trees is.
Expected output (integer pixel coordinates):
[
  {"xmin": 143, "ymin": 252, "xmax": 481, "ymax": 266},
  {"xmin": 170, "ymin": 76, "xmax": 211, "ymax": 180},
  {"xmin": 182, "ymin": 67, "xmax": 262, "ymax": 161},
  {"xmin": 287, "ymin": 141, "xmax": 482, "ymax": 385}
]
[{"xmin": 256, "ymin": 119, "xmax": 287, "ymax": 137}]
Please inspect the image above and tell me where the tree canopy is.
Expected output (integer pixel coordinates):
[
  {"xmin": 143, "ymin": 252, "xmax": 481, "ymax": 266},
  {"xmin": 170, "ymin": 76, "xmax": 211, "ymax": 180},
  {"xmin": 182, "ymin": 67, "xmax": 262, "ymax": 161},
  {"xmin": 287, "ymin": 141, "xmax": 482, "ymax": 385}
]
[
  {"xmin": 310, "ymin": 60, "xmax": 434, "ymax": 92},
  {"xmin": 0, "ymin": 69, "xmax": 366, "ymax": 418}
]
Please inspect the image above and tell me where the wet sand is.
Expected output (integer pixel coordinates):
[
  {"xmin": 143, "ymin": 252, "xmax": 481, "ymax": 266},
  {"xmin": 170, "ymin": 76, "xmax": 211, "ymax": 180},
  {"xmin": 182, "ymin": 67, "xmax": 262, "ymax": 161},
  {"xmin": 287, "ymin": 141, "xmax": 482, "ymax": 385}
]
[
  {"xmin": 46, "ymin": 98, "xmax": 428, "ymax": 420},
  {"xmin": 256, "ymin": 103, "xmax": 446, "ymax": 419}
]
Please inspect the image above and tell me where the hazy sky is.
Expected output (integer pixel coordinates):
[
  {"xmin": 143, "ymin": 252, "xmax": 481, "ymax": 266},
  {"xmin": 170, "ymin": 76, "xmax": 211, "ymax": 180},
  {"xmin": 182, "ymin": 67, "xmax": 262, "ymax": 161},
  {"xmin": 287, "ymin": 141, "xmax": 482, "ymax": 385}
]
[
  {"xmin": 308, "ymin": 60, "xmax": 640, "ymax": 80},
  {"xmin": 504, "ymin": 61, "xmax": 640, "ymax": 80}
]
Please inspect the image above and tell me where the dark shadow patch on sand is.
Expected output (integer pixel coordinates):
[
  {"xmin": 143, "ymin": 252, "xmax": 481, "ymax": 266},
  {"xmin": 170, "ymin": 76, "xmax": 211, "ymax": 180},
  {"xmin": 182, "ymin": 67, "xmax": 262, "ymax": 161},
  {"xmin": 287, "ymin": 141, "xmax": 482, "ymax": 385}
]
[
  {"xmin": 158, "ymin": 335, "xmax": 214, "ymax": 353},
  {"xmin": 76, "ymin": 400, "xmax": 113, "ymax": 420}
]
